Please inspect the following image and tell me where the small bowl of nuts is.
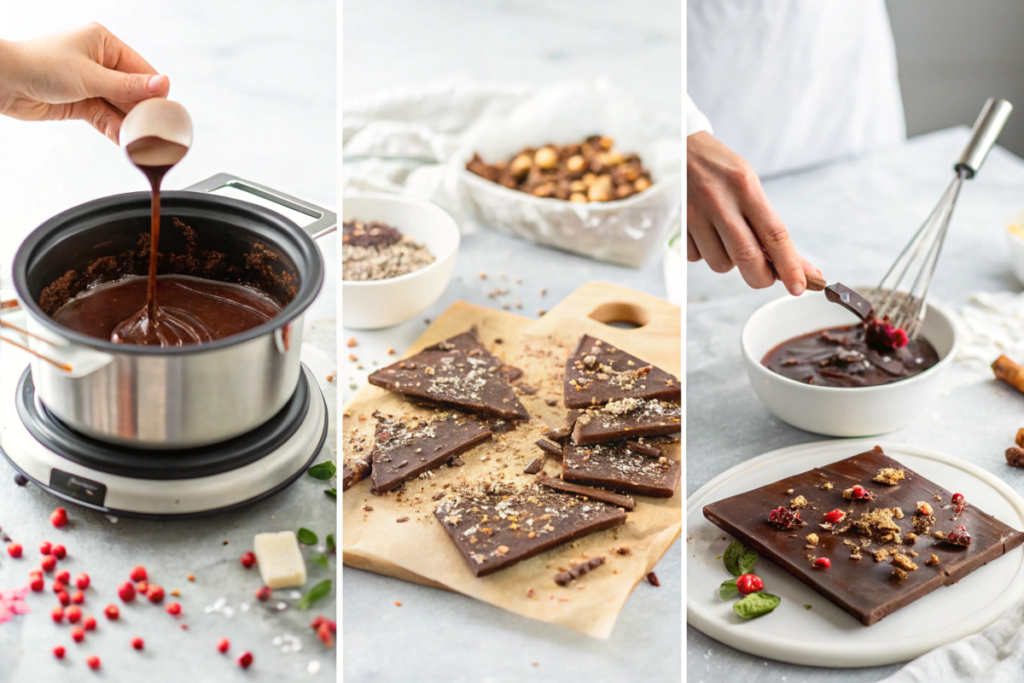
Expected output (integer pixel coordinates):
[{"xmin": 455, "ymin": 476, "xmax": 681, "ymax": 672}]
[
  {"xmin": 342, "ymin": 193, "xmax": 460, "ymax": 329},
  {"xmin": 456, "ymin": 90, "xmax": 681, "ymax": 268}
]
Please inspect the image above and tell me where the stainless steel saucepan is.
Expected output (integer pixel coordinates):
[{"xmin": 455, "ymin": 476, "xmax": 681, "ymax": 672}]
[{"xmin": 11, "ymin": 173, "xmax": 335, "ymax": 449}]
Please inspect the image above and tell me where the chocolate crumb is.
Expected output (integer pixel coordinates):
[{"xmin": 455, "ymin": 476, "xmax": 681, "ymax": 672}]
[
  {"xmin": 523, "ymin": 457, "xmax": 545, "ymax": 475},
  {"xmin": 646, "ymin": 571, "xmax": 660, "ymax": 587},
  {"xmin": 396, "ymin": 517, "xmax": 409, "ymax": 523},
  {"xmin": 554, "ymin": 557, "xmax": 604, "ymax": 586},
  {"xmin": 13, "ymin": 474, "xmax": 28, "ymax": 487},
  {"xmin": 1007, "ymin": 446, "xmax": 1024, "ymax": 467}
]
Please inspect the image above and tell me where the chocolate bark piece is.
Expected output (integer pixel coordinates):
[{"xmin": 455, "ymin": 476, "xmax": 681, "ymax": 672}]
[
  {"xmin": 824, "ymin": 283, "xmax": 874, "ymax": 321},
  {"xmin": 367, "ymin": 331, "xmax": 530, "ymax": 421},
  {"xmin": 523, "ymin": 457, "xmax": 545, "ymax": 475},
  {"xmin": 434, "ymin": 484, "xmax": 627, "ymax": 577},
  {"xmin": 370, "ymin": 411, "xmax": 492, "ymax": 494},
  {"xmin": 544, "ymin": 424, "xmax": 572, "ymax": 443},
  {"xmin": 536, "ymin": 476, "xmax": 636, "ymax": 511},
  {"xmin": 554, "ymin": 557, "xmax": 604, "ymax": 586},
  {"xmin": 564, "ymin": 335, "xmax": 680, "ymax": 408},
  {"xmin": 703, "ymin": 446, "xmax": 1024, "ymax": 626},
  {"xmin": 562, "ymin": 440, "xmax": 680, "ymax": 498},
  {"xmin": 342, "ymin": 457, "xmax": 371, "ymax": 492},
  {"xmin": 535, "ymin": 438, "xmax": 564, "ymax": 458},
  {"xmin": 571, "ymin": 398, "xmax": 682, "ymax": 445}
]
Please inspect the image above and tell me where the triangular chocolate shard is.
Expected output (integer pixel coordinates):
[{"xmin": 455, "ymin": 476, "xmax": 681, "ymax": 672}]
[
  {"xmin": 563, "ymin": 335, "xmax": 680, "ymax": 409},
  {"xmin": 571, "ymin": 398, "xmax": 681, "ymax": 445},
  {"xmin": 342, "ymin": 458, "xmax": 371, "ymax": 492},
  {"xmin": 563, "ymin": 439, "xmax": 680, "ymax": 498},
  {"xmin": 368, "ymin": 332, "xmax": 530, "ymax": 421},
  {"xmin": 434, "ymin": 483, "xmax": 627, "ymax": 577},
  {"xmin": 536, "ymin": 475, "xmax": 636, "ymax": 510},
  {"xmin": 369, "ymin": 411, "xmax": 492, "ymax": 494}
]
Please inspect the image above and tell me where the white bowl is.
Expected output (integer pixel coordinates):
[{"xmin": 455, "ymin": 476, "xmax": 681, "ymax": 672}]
[
  {"xmin": 342, "ymin": 193, "xmax": 460, "ymax": 329},
  {"xmin": 741, "ymin": 290, "xmax": 958, "ymax": 437}
]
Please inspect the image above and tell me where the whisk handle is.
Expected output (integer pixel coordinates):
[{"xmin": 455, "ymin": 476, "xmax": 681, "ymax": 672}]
[{"xmin": 956, "ymin": 98, "xmax": 1013, "ymax": 178}]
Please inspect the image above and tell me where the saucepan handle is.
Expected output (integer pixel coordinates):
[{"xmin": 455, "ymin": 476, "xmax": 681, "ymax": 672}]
[{"xmin": 184, "ymin": 173, "xmax": 337, "ymax": 239}]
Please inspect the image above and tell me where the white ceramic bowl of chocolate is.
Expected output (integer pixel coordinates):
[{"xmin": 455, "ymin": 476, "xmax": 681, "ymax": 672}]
[
  {"xmin": 741, "ymin": 288, "xmax": 958, "ymax": 437},
  {"xmin": 342, "ymin": 193, "xmax": 459, "ymax": 329}
]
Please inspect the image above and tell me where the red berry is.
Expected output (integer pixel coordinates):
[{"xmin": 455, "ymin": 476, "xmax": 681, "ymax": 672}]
[
  {"xmin": 146, "ymin": 585, "xmax": 164, "ymax": 603},
  {"xmin": 104, "ymin": 604, "xmax": 120, "ymax": 620},
  {"xmin": 52, "ymin": 606, "xmax": 64, "ymax": 623},
  {"xmin": 118, "ymin": 581, "xmax": 136, "ymax": 602},
  {"xmin": 310, "ymin": 616, "xmax": 325, "ymax": 629},
  {"xmin": 814, "ymin": 557, "xmax": 832, "ymax": 569},
  {"xmin": 850, "ymin": 485, "xmax": 872, "ymax": 500},
  {"xmin": 71, "ymin": 626, "xmax": 85, "ymax": 642},
  {"xmin": 7, "ymin": 543, "xmax": 22, "ymax": 558},
  {"xmin": 768, "ymin": 506, "xmax": 802, "ymax": 529},
  {"xmin": 952, "ymin": 493, "xmax": 965, "ymax": 505},
  {"xmin": 40, "ymin": 555, "xmax": 56, "ymax": 572},
  {"xmin": 237, "ymin": 652, "xmax": 253, "ymax": 669},
  {"xmin": 736, "ymin": 574, "xmax": 764, "ymax": 595},
  {"xmin": 166, "ymin": 601, "xmax": 181, "ymax": 616},
  {"xmin": 952, "ymin": 493, "xmax": 966, "ymax": 514},
  {"xmin": 317, "ymin": 622, "xmax": 335, "ymax": 648},
  {"xmin": 52, "ymin": 580, "xmax": 66, "ymax": 593},
  {"xmin": 83, "ymin": 616, "xmax": 97, "ymax": 631},
  {"xmin": 129, "ymin": 566, "xmax": 147, "ymax": 582},
  {"xmin": 52, "ymin": 545, "xmax": 66, "ymax": 560},
  {"xmin": 86, "ymin": 655, "xmax": 100, "ymax": 670},
  {"xmin": 66, "ymin": 606, "xmax": 82, "ymax": 623},
  {"xmin": 240, "ymin": 551, "xmax": 257, "ymax": 569},
  {"xmin": 132, "ymin": 636, "xmax": 144, "ymax": 650},
  {"xmin": 57, "ymin": 591, "xmax": 70, "ymax": 606},
  {"xmin": 75, "ymin": 573, "xmax": 90, "ymax": 590},
  {"xmin": 55, "ymin": 570, "xmax": 70, "ymax": 584},
  {"xmin": 824, "ymin": 509, "xmax": 846, "ymax": 524},
  {"xmin": 39, "ymin": 541, "xmax": 51, "ymax": 555},
  {"xmin": 29, "ymin": 576, "xmax": 44, "ymax": 592},
  {"xmin": 254, "ymin": 585, "xmax": 271, "ymax": 602},
  {"xmin": 53, "ymin": 645, "xmax": 65, "ymax": 659},
  {"xmin": 71, "ymin": 590, "xmax": 85, "ymax": 604},
  {"xmin": 50, "ymin": 508, "xmax": 68, "ymax": 528},
  {"xmin": 217, "ymin": 637, "xmax": 230, "ymax": 653},
  {"xmin": 946, "ymin": 524, "xmax": 972, "ymax": 547},
  {"xmin": 135, "ymin": 581, "xmax": 148, "ymax": 594}
]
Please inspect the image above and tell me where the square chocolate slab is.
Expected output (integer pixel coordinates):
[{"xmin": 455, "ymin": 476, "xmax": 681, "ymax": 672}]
[
  {"xmin": 434, "ymin": 483, "xmax": 627, "ymax": 577},
  {"xmin": 563, "ymin": 335, "xmax": 680, "ymax": 408},
  {"xmin": 368, "ymin": 331, "xmax": 529, "ymax": 421},
  {"xmin": 703, "ymin": 446, "xmax": 1024, "ymax": 626},
  {"xmin": 563, "ymin": 440, "xmax": 680, "ymax": 498}
]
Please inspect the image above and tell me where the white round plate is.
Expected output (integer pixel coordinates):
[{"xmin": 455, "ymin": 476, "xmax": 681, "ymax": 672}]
[{"xmin": 687, "ymin": 439, "xmax": 1024, "ymax": 667}]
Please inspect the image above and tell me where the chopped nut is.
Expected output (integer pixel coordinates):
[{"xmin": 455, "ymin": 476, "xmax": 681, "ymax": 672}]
[
  {"xmin": 915, "ymin": 501, "xmax": 934, "ymax": 516},
  {"xmin": 926, "ymin": 554, "xmax": 940, "ymax": 566},
  {"xmin": 790, "ymin": 495, "xmax": 809, "ymax": 509},
  {"xmin": 347, "ymin": 337, "xmax": 357, "ymax": 348},
  {"xmin": 821, "ymin": 482, "xmax": 833, "ymax": 491},
  {"xmin": 805, "ymin": 533, "xmax": 819, "ymax": 545},
  {"xmin": 873, "ymin": 468, "xmax": 905, "ymax": 486},
  {"xmin": 891, "ymin": 554, "xmax": 918, "ymax": 572},
  {"xmin": 893, "ymin": 567, "xmax": 909, "ymax": 580}
]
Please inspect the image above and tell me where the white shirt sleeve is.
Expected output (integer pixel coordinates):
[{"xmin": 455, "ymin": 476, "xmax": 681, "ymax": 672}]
[{"xmin": 687, "ymin": 94, "xmax": 712, "ymax": 137}]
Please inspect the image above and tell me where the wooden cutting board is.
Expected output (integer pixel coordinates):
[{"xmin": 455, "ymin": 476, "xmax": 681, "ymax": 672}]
[{"xmin": 341, "ymin": 281, "xmax": 681, "ymax": 638}]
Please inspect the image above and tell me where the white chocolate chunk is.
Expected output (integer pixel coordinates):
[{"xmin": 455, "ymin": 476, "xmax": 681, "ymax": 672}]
[{"xmin": 253, "ymin": 531, "xmax": 307, "ymax": 589}]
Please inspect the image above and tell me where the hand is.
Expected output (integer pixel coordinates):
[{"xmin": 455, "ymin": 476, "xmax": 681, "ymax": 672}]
[
  {"xmin": 0, "ymin": 23, "xmax": 170, "ymax": 143},
  {"xmin": 687, "ymin": 131, "xmax": 820, "ymax": 295}
]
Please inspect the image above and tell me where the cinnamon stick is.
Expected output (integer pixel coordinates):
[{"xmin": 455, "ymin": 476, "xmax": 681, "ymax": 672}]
[{"xmin": 993, "ymin": 355, "xmax": 1024, "ymax": 395}]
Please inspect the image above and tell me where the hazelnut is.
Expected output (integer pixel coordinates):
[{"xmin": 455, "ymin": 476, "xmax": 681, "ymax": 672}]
[
  {"xmin": 587, "ymin": 181, "xmax": 614, "ymax": 202},
  {"xmin": 569, "ymin": 180, "xmax": 588, "ymax": 192},
  {"xmin": 598, "ymin": 136, "xmax": 614, "ymax": 150},
  {"xmin": 510, "ymin": 154, "xmax": 533, "ymax": 179},
  {"xmin": 634, "ymin": 177, "xmax": 652, "ymax": 192},
  {"xmin": 615, "ymin": 184, "xmax": 634, "ymax": 199},
  {"xmin": 582, "ymin": 173, "xmax": 598, "ymax": 187},
  {"xmin": 601, "ymin": 151, "xmax": 625, "ymax": 166},
  {"xmin": 534, "ymin": 147, "xmax": 559, "ymax": 170},
  {"xmin": 566, "ymin": 155, "xmax": 587, "ymax": 173},
  {"xmin": 569, "ymin": 192, "xmax": 588, "ymax": 203},
  {"xmin": 532, "ymin": 183, "xmax": 555, "ymax": 198}
]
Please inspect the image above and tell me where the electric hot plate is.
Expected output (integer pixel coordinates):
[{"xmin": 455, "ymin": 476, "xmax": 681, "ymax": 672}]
[{"xmin": 0, "ymin": 363, "xmax": 328, "ymax": 518}]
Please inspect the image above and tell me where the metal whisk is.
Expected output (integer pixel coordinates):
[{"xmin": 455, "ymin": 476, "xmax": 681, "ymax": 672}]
[{"xmin": 870, "ymin": 98, "xmax": 1014, "ymax": 338}]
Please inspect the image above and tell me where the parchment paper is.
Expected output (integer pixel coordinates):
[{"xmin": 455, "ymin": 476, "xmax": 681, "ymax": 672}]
[{"xmin": 342, "ymin": 284, "xmax": 681, "ymax": 638}]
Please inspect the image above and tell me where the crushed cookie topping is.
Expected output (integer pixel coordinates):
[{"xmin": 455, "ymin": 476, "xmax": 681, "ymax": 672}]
[{"xmin": 873, "ymin": 468, "xmax": 905, "ymax": 486}]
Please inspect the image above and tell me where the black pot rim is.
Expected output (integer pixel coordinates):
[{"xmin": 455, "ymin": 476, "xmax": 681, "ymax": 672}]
[{"xmin": 12, "ymin": 191, "xmax": 324, "ymax": 356}]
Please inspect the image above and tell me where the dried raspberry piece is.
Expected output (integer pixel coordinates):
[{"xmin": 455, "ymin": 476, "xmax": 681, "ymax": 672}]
[
  {"xmin": 865, "ymin": 316, "xmax": 909, "ymax": 351},
  {"xmin": 824, "ymin": 509, "xmax": 846, "ymax": 524},
  {"xmin": 952, "ymin": 493, "xmax": 966, "ymax": 515},
  {"xmin": 945, "ymin": 525, "xmax": 971, "ymax": 547},
  {"xmin": 768, "ymin": 506, "xmax": 802, "ymax": 529},
  {"xmin": 843, "ymin": 485, "xmax": 873, "ymax": 501}
]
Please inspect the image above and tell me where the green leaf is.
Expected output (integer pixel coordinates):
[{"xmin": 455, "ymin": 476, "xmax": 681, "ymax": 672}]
[
  {"xmin": 325, "ymin": 489, "xmax": 337, "ymax": 499},
  {"xmin": 326, "ymin": 534, "xmax": 335, "ymax": 552},
  {"xmin": 310, "ymin": 554, "xmax": 329, "ymax": 569},
  {"xmin": 804, "ymin": 604, "xmax": 812, "ymax": 610},
  {"xmin": 718, "ymin": 579, "xmax": 739, "ymax": 600},
  {"xmin": 297, "ymin": 528, "xmax": 318, "ymax": 545},
  {"xmin": 307, "ymin": 461, "xmax": 337, "ymax": 480},
  {"xmin": 733, "ymin": 592, "xmax": 780, "ymax": 619},
  {"xmin": 723, "ymin": 540, "xmax": 758, "ymax": 577},
  {"xmin": 297, "ymin": 579, "xmax": 331, "ymax": 611}
]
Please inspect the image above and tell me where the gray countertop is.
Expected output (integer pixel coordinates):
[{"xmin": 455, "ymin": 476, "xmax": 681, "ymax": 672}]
[
  {"xmin": 686, "ymin": 126, "xmax": 1024, "ymax": 683},
  {"xmin": 0, "ymin": 2, "xmax": 337, "ymax": 680}
]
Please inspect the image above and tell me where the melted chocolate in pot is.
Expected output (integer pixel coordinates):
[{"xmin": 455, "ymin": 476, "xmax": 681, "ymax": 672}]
[
  {"xmin": 53, "ymin": 275, "xmax": 282, "ymax": 346},
  {"xmin": 762, "ymin": 323, "xmax": 940, "ymax": 387}
]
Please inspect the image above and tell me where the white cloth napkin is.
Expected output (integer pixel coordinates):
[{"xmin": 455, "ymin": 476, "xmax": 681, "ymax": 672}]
[{"xmin": 882, "ymin": 598, "xmax": 1024, "ymax": 682}]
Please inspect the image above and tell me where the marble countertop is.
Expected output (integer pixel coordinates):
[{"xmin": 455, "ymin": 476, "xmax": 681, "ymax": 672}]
[
  {"xmin": 342, "ymin": 1, "xmax": 681, "ymax": 679},
  {"xmin": 0, "ymin": 2, "xmax": 337, "ymax": 681},
  {"xmin": 687, "ymin": 126, "xmax": 1024, "ymax": 683}
]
